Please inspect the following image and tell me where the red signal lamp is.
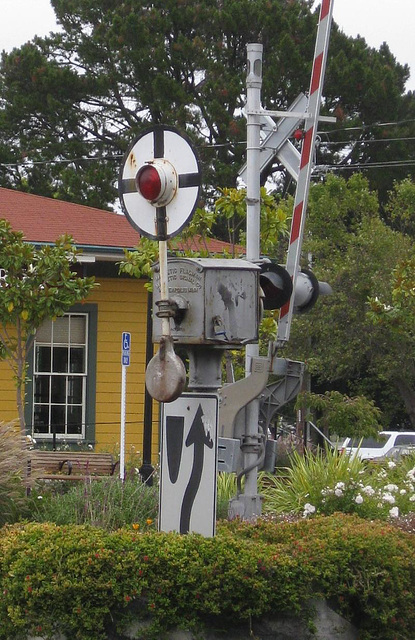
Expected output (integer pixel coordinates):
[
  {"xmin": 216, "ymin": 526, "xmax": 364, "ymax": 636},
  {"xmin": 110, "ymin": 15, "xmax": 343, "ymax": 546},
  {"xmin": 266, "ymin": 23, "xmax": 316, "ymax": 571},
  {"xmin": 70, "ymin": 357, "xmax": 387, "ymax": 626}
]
[
  {"xmin": 136, "ymin": 165, "xmax": 162, "ymax": 201},
  {"xmin": 135, "ymin": 159, "xmax": 178, "ymax": 207},
  {"xmin": 294, "ymin": 128, "xmax": 304, "ymax": 141}
]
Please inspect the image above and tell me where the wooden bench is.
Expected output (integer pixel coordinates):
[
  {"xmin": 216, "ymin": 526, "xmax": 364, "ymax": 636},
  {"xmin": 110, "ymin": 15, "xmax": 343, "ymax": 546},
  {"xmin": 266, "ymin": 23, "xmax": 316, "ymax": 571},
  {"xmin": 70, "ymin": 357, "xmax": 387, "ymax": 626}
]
[{"xmin": 28, "ymin": 451, "xmax": 119, "ymax": 481}]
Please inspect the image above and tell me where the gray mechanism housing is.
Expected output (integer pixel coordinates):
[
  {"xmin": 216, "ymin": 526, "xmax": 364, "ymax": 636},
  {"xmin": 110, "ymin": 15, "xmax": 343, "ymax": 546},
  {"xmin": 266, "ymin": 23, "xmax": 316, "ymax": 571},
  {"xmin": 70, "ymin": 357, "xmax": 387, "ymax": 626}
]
[{"xmin": 152, "ymin": 257, "xmax": 261, "ymax": 346}]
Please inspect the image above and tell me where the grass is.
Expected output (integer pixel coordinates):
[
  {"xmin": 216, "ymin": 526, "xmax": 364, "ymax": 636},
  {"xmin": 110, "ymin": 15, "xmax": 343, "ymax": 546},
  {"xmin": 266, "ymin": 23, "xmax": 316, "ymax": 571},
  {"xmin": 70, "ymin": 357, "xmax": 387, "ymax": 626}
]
[
  {"xmin": 0, "ymin": 421, "xmax": 29, "ymax": 525},
  {"xmin": 259, "ymin": 444, "xmax": 365, "ymax": 515},
  {"xmin": 29, "ymin": 472, "xmax": 159, "ymax": 530}
]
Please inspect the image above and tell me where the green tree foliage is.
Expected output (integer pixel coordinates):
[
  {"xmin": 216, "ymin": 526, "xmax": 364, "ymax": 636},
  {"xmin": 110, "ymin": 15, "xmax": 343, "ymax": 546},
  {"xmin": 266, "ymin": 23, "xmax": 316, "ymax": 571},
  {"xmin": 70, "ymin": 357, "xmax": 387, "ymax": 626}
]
[
  {"xmin": 0, "ymin": 0, "xmax": 413, "ymax": 210},
  {"xmin": 368, "ymin": 253, "xmax": 415, "ymax": 337},
  {"xmin": 119, "ymin": 187, "xmax": 290, "ymax": 280},
  {"xmin": 297, "ymin": 390, "xmax": 382, "ymax": 438},
  {"xmin": 286, "ymin": 174, "xmax": 415, "ymax": 429},
  {"xmin": 0, "ymin": 220, "xmax": 96, "ymax": 432},
  {"xmin": 385, "ymin": 177, "xmax": 415, "ymax": 237},
  {"xmin": 320, "ymin": 39, "xmax": 415, "ymax": 203}
]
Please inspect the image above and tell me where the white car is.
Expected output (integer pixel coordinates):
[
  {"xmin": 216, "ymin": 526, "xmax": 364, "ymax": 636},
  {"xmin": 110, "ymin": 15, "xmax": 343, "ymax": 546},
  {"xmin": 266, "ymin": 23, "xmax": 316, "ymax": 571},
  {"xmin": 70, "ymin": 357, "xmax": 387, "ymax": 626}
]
[{"xmin": 342, "ymin": 431, "xmax": 415, "ymax": 461}]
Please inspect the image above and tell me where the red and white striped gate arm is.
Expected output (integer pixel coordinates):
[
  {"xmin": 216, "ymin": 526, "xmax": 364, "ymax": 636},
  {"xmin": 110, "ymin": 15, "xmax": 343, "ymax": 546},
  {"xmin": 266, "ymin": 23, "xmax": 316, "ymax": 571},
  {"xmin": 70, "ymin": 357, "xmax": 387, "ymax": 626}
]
[{"xmin": 276, "ymin": 0, "xmax": 335, "ymax": 346}]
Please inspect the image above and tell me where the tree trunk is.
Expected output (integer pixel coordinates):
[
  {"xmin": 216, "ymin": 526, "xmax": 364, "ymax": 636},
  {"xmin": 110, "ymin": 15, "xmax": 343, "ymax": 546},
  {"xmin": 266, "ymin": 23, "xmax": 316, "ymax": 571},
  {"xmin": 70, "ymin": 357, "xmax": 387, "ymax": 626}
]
[
  {"xmin": 15, "ymin": 320, "xmax": 27, "ymax": 437},
  {"xmin": 395, "ymin": 377, "xmax": 415, "ymax": 428}
]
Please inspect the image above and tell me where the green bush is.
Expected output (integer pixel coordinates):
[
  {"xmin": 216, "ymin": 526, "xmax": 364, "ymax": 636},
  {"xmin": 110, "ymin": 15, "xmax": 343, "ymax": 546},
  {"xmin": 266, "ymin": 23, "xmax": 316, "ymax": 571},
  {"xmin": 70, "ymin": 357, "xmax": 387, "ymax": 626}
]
[
  {"xmin": 28, "ymin": 474, "xmax": 159, "ymax": 530},
  {"xmin": 0, "ymin": 515, "xmax": 414, "ymax": 640},
  {"xmin": 223, "ymin": 514, "xmax": 415, "ymax": 639}
]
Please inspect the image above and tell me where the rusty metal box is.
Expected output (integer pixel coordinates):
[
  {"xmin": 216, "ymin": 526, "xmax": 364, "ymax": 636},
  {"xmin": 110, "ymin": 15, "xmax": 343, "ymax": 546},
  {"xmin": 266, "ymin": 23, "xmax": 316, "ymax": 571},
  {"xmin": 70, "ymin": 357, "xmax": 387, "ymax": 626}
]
[{"xmin": 152, "ymin": 257, "xmax": 260, "ymax": 345}]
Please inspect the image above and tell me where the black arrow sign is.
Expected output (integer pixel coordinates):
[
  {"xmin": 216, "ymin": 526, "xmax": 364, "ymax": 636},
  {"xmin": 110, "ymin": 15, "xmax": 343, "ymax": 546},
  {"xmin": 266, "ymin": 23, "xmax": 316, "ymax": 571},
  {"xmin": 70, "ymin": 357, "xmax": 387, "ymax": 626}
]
[{"xmin": 179, "ymin": 404, "xmax": 214, "ymax": 534}]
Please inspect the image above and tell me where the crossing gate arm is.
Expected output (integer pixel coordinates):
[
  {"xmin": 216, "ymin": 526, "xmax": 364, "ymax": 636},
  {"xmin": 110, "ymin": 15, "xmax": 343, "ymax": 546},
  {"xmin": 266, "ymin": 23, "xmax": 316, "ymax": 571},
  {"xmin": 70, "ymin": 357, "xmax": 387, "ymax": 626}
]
[{"xmin": 276, "ymin": 0, "xmax": 335, "ymax": 346}]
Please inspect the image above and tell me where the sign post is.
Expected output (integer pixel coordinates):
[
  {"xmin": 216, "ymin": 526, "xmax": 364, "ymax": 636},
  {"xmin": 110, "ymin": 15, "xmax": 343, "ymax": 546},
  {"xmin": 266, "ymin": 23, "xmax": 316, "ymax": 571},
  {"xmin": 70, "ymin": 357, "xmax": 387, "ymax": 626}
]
[{"xmin": 120, "ymin": 332, "xmax": 131, "ymax": 480}]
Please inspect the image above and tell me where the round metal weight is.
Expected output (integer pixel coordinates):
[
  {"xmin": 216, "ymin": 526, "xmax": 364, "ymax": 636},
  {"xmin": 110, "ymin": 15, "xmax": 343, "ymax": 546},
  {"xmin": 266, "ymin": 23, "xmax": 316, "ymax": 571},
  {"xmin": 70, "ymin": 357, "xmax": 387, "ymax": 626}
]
[{"xmin": 145, "ymin": 336, "xmax": 186, "ymax": 403}]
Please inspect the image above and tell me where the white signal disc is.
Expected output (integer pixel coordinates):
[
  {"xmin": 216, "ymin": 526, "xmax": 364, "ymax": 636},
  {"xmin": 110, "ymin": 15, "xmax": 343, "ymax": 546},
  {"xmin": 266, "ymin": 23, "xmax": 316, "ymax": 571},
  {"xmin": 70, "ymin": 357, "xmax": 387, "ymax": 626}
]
[{"xmin": 119, "ymin": 125, "xmax": 202, "ymax": 240}]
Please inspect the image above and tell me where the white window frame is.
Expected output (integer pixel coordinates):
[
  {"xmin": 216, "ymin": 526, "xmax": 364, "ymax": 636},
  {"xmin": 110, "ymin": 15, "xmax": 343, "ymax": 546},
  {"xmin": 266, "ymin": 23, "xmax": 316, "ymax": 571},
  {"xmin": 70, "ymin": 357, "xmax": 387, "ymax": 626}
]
[{"xmin": 32, "ymin": 313, "xmax": 89, "ymax": 440}]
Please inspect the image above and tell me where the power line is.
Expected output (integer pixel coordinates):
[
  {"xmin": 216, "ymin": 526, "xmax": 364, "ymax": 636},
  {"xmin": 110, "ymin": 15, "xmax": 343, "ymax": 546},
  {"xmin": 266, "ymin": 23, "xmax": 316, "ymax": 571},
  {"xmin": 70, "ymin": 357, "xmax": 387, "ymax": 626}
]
[
  {"xmin": 0, "ymin": 155, "xmax": 124, "ymax": 169},
  {"xmin": 1, "ymin": 121, "xmax": 415, "ymax": 170},
  {"xmin": 323, "ymin": 118, "xmax": 415, "ymax": 135},
  {"xmin": 319, "ymin": 136, "xmax": 415, "ymax": 147},
  {"xmin": 317, "ymin": 159, "xmax": 415, "ymax": 172}
]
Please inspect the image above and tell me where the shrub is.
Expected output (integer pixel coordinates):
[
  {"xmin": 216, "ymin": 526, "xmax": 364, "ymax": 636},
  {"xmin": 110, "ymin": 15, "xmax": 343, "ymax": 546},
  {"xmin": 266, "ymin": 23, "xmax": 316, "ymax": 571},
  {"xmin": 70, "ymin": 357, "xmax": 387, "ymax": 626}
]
[
  {"xmin": 0, "ymin": 515, "xmax": 414, "ymax": 640},
  {"xmin": 29, "ymin": 471, "xmax": 238, "ymax": 528},
  {"xmin": 222, "ymin": 514, "xmax": 415, "ymax": 639},
  {"xmin": 28, "ymin": 474, "xmax": 158, "ymax": 530}
]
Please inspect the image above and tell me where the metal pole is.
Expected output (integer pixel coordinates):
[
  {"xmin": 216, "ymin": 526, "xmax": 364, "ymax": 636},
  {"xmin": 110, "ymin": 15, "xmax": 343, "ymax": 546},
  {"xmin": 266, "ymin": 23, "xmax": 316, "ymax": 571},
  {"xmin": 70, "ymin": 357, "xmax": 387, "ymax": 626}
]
[
  {"xmin": 158, "ymin": 240, "xmax": 170, "ymax": 337},
  {"xmin": 241, "ymin": 43, "xmax": 263, "ymax": 519},
  {"xmin": 120, "ymin": 362, "xmax": 126, "ymax": 480},
  {"xmin": 140, "ymin": 292, "xmax": 154, "ymax": 485}
]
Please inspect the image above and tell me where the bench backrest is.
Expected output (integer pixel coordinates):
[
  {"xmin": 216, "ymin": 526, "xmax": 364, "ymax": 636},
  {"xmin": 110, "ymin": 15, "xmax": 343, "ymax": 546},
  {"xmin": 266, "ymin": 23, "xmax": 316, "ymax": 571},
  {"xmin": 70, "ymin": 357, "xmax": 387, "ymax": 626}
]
[{"xmin": 30, "ymin": 451, "xmax": 117, "ymax": 476}]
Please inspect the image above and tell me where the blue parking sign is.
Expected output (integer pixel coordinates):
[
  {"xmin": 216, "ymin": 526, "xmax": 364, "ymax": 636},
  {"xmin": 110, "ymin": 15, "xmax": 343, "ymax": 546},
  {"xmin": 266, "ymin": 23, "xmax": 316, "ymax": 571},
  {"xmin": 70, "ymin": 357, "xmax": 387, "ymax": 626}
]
[{"xmin": 122, "ymin": 332, "xmax": 131, "ymax": 366}]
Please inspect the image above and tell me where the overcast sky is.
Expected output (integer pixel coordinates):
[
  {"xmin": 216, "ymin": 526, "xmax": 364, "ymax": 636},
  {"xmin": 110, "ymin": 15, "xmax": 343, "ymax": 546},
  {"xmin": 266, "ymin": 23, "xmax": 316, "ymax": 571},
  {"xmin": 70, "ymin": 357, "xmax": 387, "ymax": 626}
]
[{"xmin": 1, "ymin": 0, "xmax": 414, "ymax": 92}]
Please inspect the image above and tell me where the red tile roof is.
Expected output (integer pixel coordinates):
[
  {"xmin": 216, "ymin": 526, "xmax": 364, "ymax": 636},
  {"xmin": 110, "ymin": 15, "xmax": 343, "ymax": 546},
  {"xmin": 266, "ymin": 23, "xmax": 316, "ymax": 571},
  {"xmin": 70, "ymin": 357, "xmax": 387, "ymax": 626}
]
[
  {"xmin": 0, "ymin": 187, "xmax": 140, "ymax": 250},
  {"xmin": 0, "ymin": 187, "xmax": 238, "ymax": 255}
]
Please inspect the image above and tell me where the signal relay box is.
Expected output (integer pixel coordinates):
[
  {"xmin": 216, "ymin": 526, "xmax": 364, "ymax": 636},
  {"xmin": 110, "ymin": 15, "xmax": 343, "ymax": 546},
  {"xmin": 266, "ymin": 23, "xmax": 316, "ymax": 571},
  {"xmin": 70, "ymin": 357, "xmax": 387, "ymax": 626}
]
[{"xmin": 152, "ymin": 257, "xmax": 260, "ymax": 345}]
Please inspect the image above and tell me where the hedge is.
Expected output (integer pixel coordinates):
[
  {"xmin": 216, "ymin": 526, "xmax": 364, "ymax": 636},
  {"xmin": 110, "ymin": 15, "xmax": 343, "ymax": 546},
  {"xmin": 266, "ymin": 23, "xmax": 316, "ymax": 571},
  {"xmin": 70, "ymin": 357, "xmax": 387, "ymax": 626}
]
[{"xmin": 0, "ymin": 514, "xmax": 414, "ymax": 640}]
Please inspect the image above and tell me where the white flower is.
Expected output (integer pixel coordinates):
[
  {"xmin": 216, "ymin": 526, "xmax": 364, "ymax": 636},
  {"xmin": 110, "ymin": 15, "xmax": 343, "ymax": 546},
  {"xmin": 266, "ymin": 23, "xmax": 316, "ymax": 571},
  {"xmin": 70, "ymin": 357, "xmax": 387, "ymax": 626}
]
[
  {"xmin": 354, "ymin": 494, "xmax": 364, "ymax": 504},
  {"xmin": 25, "ymin": 434, "xmax": 37, "ymax": 447},
  {"xmin": 387, "ymin": 461, "xmax": 396, "ymax": 469},
  {"xmin": 384, "ymin": 484, "xmax": 399, "ymax": 493},
  {"xmin": 361, "ymin": 485, "xmax": 375, "ymax": 496},
  {"xmin": 334, "ymin": 488, "xmax": 343, "ymax": 497},
  {"xmin": 407, "ymin": 468, "xmax": 415, "ymax": 482},
  {"xmin": 382, "ymin": 492, "xmax": 396, "ymax": 504},
  {"xmin": 37, "ymin": 495, "xmax": 43, "ymax": 500},
  {"xmin": 389, "ymin": 507, "xmax": 399, "ymax": 518},
  {"xmin": 303, "ymin": 503, "xmax": 316, "ymax": 518},
  {"xmin": 321, "ymin": 487, "xmax": 333, "ymax": 496},
  {"xmin": 400, "ymin": 489, "xmax": 407, "ymax": 495},
  {"xmin": 409, "ymin": 495, "xmax": 415, "ymax": 502},
  {"xmin": 335, "ymin": 482, "xmax": 345, "ymax": 490}
]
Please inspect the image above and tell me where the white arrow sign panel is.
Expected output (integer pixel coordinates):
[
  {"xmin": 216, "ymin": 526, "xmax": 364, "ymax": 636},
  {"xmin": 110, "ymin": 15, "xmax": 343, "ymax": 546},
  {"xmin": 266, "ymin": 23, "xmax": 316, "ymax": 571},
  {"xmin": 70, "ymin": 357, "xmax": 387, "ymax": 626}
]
[{"xmin": 160, "ymin": 394, "xmax": 218, "ymax": 537}]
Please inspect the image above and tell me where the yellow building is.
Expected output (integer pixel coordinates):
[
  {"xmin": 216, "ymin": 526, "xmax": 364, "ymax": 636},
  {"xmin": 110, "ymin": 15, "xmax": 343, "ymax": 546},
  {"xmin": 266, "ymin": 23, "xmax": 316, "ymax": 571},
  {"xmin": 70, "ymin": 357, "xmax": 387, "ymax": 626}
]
[
  {"xmin": 0, "ymin": 187, "xmax": 156, "ymax": 465},
  {"xmin": 0, "ymin": 187, "xmax": 234, "ymax": 469}
]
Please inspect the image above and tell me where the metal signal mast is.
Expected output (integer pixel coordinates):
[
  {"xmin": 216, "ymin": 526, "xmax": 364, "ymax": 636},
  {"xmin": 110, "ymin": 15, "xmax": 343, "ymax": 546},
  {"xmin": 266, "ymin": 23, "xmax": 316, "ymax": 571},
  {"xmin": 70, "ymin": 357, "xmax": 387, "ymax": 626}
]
[{"xmin": 236, "ymin": 0, "xmax": 336, "ymax": 519}]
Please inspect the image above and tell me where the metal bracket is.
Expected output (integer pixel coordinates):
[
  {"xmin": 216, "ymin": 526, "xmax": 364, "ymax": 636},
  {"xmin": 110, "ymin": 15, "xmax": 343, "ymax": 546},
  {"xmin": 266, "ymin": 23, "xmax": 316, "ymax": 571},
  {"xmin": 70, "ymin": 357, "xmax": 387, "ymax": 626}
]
[
  {"xmin": 218, "ymin": 356, "xmax": 269, "ymax": 438},
  {"xmin": 258, "ymin": 358, "xmax": 305, "ymax": 432}
]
